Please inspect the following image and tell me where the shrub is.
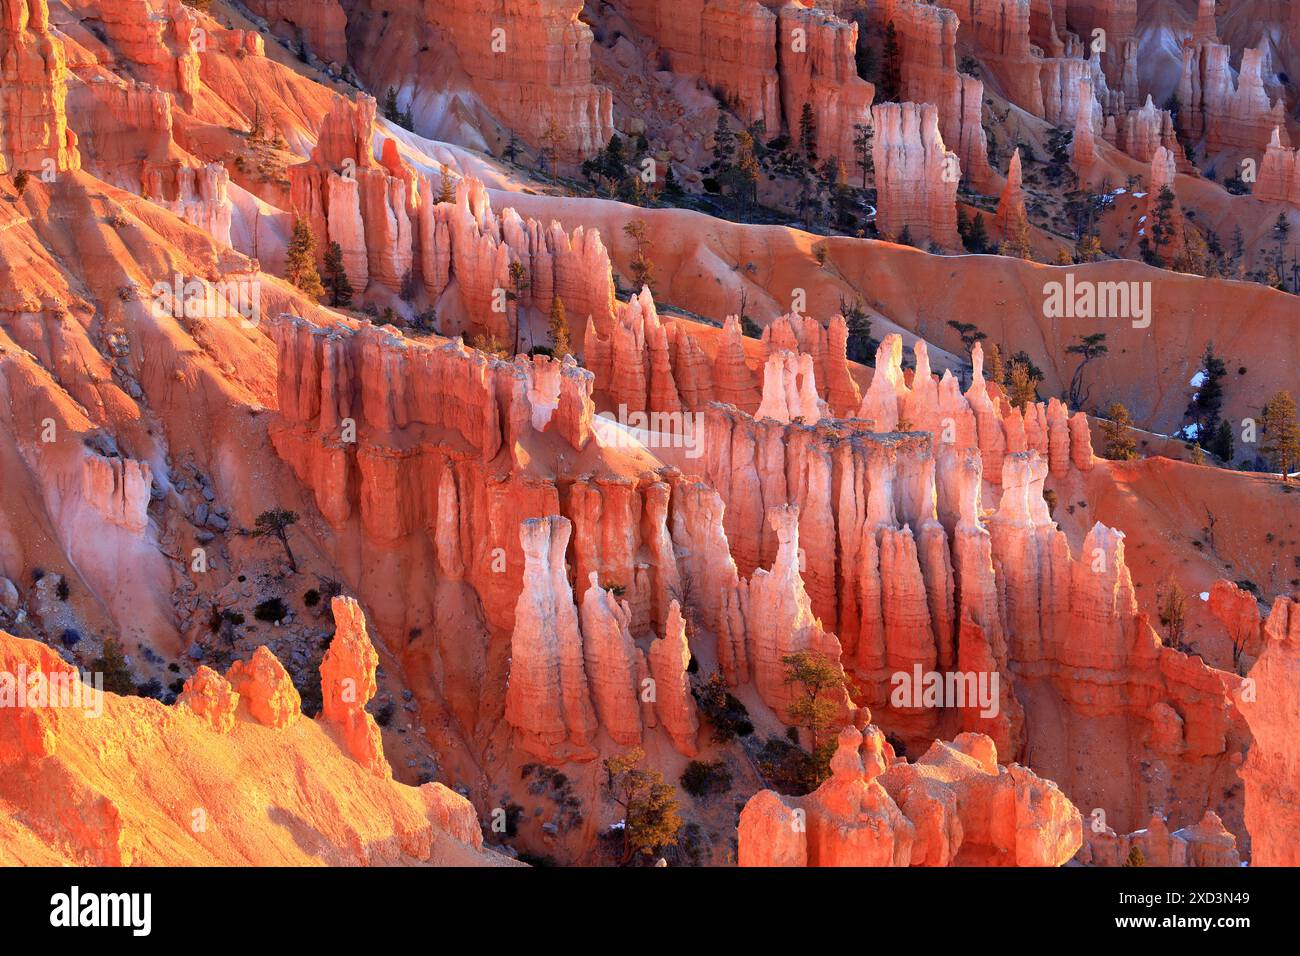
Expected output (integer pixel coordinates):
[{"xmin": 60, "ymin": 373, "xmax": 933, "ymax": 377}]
[
  {"xmin": 93, "ymin": 637, "xmax": 135, "ymax": 696},
  {"xmin": 756, "ymin": 736, "xmax": 822, "ymax": 795},
  {"xmin": 253, "ymin": 597, "xmax": 289, "ymax": 623},
  {"xmin": 55, "ymin": 578, "xmax": 70, "ymax": 601},
  {"xmin": 303, "ymin": 588, "xmax": 321, "ymax": 607},
  {"xmin": 504, "ymin": 802, "xmax": 525, "ymax": 838},
  {"xmin": 680, "ymin": 760, "xmax": 733, "ymax": 798},
  {"xmin": 692, "ymin": 672, "xmax": 754, "ymax": 741},
  {"xmin": 60, "ymin": 628, "xmax": 82, "ymax": 648}
]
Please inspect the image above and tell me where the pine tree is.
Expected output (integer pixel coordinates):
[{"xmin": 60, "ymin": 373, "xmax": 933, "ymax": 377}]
[
  {"xmin": 601, "ymin": 134, "xmax": 627, "ymax": 185},
  {"xmin": 840, "ymin": 296, "xmax": 877, "ymax": 364},
  {"xmin": 1260, "ymin": 390, "xmax": 1300, "ymax": 480},
  {"xmin": 731, "ymin": 131, "xmax": 761, "ymax": 208},
  {"xmin": 1146, "ymin": 187, "xmax": 1177, "ymax": 267},
  {"xmin": 852, "ymin": 122, "xmax": 873, "ymax": 188},
  {"xmin": 1157, "ymin": 573, "xmax": 1188, "ymax": 649},
  {"xmin": 1000, "ymin": 212, "xmax": 1034, "ymax": 260},
  {"xmin": 985, "ymin": 342, "xmax": 1006, "ymax": 389},
  {"xmin": 710, "ymin": 115, "xmax": 736, "ymax": 173},
  {"xmin": 1186, "ymin": 342, "xmax": 1227, "ymax": 447},
  {"xmin": 436, "ymin": 173, "xmax": 457, "ymax": 205},
  {"xmin": 880, "ymin": 21, "xmax": 902, "ymax": 102},
  {"xmin": 285, "ymin": 217, "xmax": 325, "ymax": 299},
  {"xmin": 540, "ymin": 119, "xmax": 564, "ymax": 179},
  {"xmin": 799, "ymin": 103, "xmax": 818, "ymax": 163},
  {"xmin": 508, "ymin": 260, "xmax": 529, "ymax": 355},
  {"xmin": 1006, "ymin": 359, "xmax": 1039, "ymax": 409},
  {"xmin": 1271, "ymin": 213, "xmax": 1293, "ymax": 289},
  {"xmin": 323, "ymin": 241, "xmax": 353, "ymax": 308},
  {"xmin": 1076, "ymin": 231, "xmax": 1103, "ymax": 262},
  {"xmin": 548, "ymin": 295, "xmax": 571, "ymax": 359},
  {"xmin": 623, "ymin": 220, "xmax": 656, "ymax": 292},
  {"xmin": 501, "ymin": 131, "xmax": 522, "ymax": 164},
  {"xmin": 382, "ymin": 87, "xmax": 401, "ymax": 124},
  {"xmin": 1208, "ymin": 419, "xmax": 1234, "ymax": 463},
  {"xmin": 966, "ymin": 213, "xmax": 990, "ymax": 253},
  {"xmin": 1102, "ymin": 402, "xmax": 1138, "ymax": 461}
]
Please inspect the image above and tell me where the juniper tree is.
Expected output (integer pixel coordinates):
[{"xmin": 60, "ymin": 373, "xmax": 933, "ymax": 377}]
[
  {"xmin": 781, "ymin": 650, "xmax": 844, "ymax": 763},
  {"xmin": 1065, "ymin": 332, "xmax": 1108, "ymax": 410},
  {"xmin": 252, "ymin": 507, "xmax": 300, "ymax": 573},
  {"xmin": 603, "ymin": 748, "xmax": 682, "ymax": 864}
]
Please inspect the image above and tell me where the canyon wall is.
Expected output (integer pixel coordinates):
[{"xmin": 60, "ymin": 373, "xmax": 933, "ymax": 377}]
[
  {"xmin": 870, "ymin": 0, "xmax": 997, "ymax": 192},
  {"xmin": 244, "ymin": 0, "xmax": 349, "ymax": 65},
  {"xmin": 1241, "ymin": 597, "xmax": 1300, "ymax": 866},
  {"xmin": 423, "ymin": 0, "xmax": 614, "ymax": 161},
  {"xmin": 1178, "ymin": 42, "xmax": 1289, "ymax": 159},
  {"xmin": 0, "ymin": 0, "xmax": 80, "ymax": 174}
]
